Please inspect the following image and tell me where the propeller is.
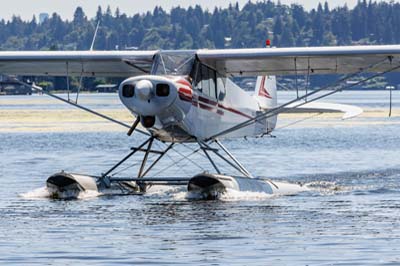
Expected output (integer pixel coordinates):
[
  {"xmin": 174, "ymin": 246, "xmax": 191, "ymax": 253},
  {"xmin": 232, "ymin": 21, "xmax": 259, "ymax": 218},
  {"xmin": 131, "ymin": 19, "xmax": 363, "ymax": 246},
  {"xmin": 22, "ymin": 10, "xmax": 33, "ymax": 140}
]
[{"xmin": 127, "ymin": 116, "xmax": 141, "ymax": 136}]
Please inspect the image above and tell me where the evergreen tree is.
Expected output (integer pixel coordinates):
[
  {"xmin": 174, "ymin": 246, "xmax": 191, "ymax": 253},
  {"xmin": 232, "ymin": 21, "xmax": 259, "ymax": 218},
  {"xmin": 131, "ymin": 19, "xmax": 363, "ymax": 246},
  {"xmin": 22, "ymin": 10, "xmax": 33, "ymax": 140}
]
[
  {"xmin": 0, "ymin": 1, "xmax": 400, "ymax": 52},
  {"xmin": 73, "ymin": 7, "xmax": 86, "ymax": 26}
]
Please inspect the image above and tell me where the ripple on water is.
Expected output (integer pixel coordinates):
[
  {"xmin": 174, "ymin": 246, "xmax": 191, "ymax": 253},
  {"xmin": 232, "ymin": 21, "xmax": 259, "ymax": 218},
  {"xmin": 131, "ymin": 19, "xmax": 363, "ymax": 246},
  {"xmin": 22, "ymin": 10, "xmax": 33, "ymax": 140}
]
[{"xmin": 2, "ymin": 104, "xmax": 400, "ymax": 265}]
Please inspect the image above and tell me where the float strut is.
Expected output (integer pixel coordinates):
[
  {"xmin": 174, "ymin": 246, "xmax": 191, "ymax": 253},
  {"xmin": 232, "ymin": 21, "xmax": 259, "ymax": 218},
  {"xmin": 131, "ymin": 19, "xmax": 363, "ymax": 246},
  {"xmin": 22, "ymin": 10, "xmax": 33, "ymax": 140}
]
[
  {"xmin": 138, "ymin": 137, "xmax": 154, "ymax": 178},
  {"xmin": 102, "ymin": 138, "xmax": 152, "ymax": 177}
]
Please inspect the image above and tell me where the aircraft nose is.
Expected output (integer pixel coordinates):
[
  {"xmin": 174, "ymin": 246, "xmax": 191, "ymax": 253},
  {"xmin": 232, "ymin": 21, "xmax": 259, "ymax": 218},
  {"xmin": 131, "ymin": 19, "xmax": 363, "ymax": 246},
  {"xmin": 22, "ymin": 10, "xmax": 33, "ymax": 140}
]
[
  {"xmin": 136, "ymin": 80, "xmax": 153, "ymax": 100},
  {"xmin": 119, "ymin": 76, "xmax": 178, "ymax": 118}
]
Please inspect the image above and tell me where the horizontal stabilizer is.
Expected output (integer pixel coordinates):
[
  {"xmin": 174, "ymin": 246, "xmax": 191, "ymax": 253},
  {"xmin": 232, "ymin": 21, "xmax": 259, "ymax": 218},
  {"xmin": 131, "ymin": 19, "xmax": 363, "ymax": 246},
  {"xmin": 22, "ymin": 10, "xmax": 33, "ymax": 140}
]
[{"xmin": 282, "ymin": 101, "xmax": 363, "ymax": 119}]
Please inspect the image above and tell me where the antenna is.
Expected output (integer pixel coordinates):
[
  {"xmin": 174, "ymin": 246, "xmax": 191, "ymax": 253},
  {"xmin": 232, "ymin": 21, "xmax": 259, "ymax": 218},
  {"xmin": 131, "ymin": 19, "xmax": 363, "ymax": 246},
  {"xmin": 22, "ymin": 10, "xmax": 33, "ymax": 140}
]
[{"xmin": 90, "ymin": 21, "xmax": 100, "ymax": 51}]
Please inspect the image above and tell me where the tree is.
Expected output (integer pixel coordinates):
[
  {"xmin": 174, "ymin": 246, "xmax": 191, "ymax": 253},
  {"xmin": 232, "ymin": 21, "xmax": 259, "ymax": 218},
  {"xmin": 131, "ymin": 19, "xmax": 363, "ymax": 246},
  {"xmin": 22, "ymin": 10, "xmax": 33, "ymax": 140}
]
[
  {"xmin": 96, "ymin": 6, "xmax": 103, "ymax": 23},
  {"xmin": 0, "ymin": 1, "xmax": 399, "ymax": 52},
  {"xmin": 73, "ymin": 7, "xmax": 86, "ymax": 26},
  {"xmin": 273, "ymin": 16, "xmax": 283, "ymax": 35},
  {"xmin": 332, "ymin": 6, "xmax": 351, "ymax": 45},
  {"xmin": 311, "ymin": 3, "xmax": 325, "ymax": 45}
]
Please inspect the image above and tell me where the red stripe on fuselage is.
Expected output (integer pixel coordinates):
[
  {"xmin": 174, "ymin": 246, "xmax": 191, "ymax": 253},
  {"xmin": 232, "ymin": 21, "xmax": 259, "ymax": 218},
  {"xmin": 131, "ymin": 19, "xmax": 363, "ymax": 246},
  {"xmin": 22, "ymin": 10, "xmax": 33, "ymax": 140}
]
[
  {"xmin": 198, "ymin": 96, "xmax": 218, "ymax": 106},
  {"xmin": 177, "ymin": 91, "xmax": 252, "ymax": 119},
  {"xmin": 176, "ymin": 79, "xmax": 192, "ymax": 88},
  {"xmin": 217, "ymin": 103, "xmax": 253, "ymax": 119},
  {"xmin": 199, "ymin": 102, "xmax": 214, "ymax": 111},
  {"xmin": 178, "ymin": 87, "xmax": 193, "ymax": 102}
]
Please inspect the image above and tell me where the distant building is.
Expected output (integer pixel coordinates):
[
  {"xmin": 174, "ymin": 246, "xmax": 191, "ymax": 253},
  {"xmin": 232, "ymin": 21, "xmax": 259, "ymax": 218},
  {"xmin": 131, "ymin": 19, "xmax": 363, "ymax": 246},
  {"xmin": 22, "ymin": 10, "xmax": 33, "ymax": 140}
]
[
  {"xmin": 95, "ymin": 84, "xmax": 118, "ymax": 93},
  {"xmin": 386, "ymin": 85, "xmax": 396, "ymax": 90},
  {"xmin": 39, "ymin": 13, "xmax": 49, "ymax": 24},
  {"xmin": 0, "ymin": 78, "xmax": 32, "ymax": 95}
]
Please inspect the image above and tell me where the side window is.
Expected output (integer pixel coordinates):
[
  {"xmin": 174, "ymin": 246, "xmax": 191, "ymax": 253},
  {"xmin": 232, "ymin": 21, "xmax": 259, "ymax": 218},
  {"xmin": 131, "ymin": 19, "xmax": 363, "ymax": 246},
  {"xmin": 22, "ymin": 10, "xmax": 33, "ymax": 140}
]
[
  {"xmin": 193, "ymin": 61, "xmax": 202, "ymax": 93},
  {"xmin": 201, "ymin": 65, "xmax": 210, "ymax": 96},
  {"xmin": 194, "ymin": 63, "xmax": 217, "ymax": 99},
  {"xmin": 217, "ymin": 74, "xmax": 227, "ymax": 101},
  {"xmin": 208, "ymin": 68, "xmax": 216, "ymax": 99}
]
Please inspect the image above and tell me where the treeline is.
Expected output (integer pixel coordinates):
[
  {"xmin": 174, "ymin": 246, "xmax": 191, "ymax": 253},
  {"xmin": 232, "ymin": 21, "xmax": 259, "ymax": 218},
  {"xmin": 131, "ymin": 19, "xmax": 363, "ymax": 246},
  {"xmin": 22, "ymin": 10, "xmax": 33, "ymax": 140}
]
[
  {"xmin": 1, "ymin": 0, "xmax": 400, "ymax": 91},
  {"xmin": 1, "ymin": 0, "xmax": 400, "ymax": 52}
]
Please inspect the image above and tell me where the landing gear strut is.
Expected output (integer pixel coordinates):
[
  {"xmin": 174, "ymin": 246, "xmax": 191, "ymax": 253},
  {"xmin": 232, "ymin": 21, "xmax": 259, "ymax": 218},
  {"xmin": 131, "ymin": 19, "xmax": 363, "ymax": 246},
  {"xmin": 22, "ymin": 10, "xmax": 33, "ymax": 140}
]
[{"xmin": 45, "ymin": 136, "xmax": 284, "ymax": 199}]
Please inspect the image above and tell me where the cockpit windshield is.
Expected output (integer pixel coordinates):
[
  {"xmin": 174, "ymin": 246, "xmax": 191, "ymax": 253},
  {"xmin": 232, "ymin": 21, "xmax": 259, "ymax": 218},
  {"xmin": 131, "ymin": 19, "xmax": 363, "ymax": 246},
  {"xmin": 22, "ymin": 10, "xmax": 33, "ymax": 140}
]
[{"xmin": 151, "ymin": 51, "xmax": 196, "ymax": 76}]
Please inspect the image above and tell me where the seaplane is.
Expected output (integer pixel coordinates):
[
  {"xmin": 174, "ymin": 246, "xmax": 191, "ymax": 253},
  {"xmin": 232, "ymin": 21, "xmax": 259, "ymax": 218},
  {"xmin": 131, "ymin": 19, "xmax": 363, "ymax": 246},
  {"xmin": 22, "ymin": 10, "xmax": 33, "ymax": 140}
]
[{"xmin": 1, "ymin": 39, "xmax": 400, "ymax": 200}]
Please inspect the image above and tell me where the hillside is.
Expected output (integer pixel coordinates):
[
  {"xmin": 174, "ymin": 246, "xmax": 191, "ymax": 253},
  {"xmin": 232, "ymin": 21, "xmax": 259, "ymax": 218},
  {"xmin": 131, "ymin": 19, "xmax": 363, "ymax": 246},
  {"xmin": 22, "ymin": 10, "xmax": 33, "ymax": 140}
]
[{"xmin": 1, "ymin": 0, "xmax": 399, "ymax": 90}]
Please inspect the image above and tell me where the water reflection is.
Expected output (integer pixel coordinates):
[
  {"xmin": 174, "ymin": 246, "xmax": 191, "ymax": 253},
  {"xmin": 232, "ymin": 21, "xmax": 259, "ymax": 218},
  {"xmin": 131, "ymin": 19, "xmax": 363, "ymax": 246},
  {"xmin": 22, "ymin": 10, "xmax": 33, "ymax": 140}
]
[{"xmin": 2, "ymin": 92, "xmax": 400, "ymax": 264}]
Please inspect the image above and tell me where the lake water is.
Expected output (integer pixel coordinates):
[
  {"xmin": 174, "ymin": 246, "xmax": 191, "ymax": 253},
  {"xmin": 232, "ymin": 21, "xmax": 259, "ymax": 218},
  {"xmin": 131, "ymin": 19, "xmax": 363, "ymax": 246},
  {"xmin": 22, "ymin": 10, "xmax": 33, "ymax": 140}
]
[{"xmin": 1, "ymin": 92, "xmax": 400, "ymax": 265}]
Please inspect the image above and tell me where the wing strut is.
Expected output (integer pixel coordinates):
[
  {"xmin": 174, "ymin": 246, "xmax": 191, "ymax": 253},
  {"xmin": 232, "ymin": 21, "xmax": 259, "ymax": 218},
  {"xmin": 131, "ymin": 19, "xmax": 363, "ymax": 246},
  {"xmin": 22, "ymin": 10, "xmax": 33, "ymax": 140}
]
[
  {"xmin": 207, "ymin": 56, "xmax": 400, "ymax": 141},
  {"xmin": 66, "ymin": 61, "xmax": 70, "ymax": 101},
  {"xmin": 75, "ymin": 62, "xmax": 85, "ymax": 103},
  {"xmin": 389, "ymin": 84, "xmax": 393, "ymax": 117},
  {"xmin": 12, "ymin": 78, "xmax": 150, "ymax": 136},
  {"xmin": 294, "ymin": 57, "xmax": 299, "ymax": 98},
  {"xmin": 305, "ymin": 58, "xmax": 311, "ymax": 101}
]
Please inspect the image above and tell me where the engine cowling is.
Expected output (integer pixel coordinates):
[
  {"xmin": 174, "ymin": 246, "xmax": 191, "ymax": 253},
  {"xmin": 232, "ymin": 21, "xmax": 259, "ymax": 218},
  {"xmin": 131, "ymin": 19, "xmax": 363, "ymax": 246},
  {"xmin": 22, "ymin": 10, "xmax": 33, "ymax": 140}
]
[{"xmin": 119, "ymin": 75, "xmax": 178, "ymax": 123}]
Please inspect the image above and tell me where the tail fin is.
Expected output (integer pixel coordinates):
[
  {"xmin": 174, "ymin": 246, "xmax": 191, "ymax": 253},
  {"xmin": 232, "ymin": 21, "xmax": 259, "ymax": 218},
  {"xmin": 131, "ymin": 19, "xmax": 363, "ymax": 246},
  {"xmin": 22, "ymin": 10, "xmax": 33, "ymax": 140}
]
[{"xmin": 254, "ymin": 75, "xmax": 277, "ymax": 109}]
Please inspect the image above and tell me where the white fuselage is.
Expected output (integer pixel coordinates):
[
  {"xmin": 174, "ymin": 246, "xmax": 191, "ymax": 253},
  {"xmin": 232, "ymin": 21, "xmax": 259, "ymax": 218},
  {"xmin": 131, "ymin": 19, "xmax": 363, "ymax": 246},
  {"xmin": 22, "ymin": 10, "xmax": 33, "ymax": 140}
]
[{"xmin": 119, "ymin": 75, "xmax": 277, "ymax": 142}]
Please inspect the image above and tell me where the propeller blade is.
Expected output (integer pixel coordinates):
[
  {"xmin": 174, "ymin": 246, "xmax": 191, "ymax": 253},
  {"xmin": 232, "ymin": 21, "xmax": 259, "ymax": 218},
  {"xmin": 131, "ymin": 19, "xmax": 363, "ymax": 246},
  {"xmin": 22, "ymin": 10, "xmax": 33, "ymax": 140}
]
[{"xmin": 127, "ymin": 116, "xmax": 141, "ymax": 136}]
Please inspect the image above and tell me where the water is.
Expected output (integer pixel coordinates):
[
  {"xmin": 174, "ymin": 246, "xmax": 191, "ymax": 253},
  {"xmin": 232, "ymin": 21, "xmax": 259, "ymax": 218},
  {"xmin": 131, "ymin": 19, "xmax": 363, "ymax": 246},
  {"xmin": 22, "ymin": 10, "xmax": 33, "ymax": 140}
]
[
  {"xmin": 1, "ymin": 92, "xmax": 400, "ymax": 265},
  {"xmin": 1, "ymin": 89, "xmax": 399, "ymax": 110}
]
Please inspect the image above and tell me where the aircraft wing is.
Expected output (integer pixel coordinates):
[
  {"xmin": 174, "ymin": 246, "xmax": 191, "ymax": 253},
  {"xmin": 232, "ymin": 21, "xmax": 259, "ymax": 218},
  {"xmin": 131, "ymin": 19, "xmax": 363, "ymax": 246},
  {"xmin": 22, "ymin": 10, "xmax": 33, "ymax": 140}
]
[
  {"xmin": 197, "ymin": 45, "xmax": 400, "ymax": 76},
  {"xmin": 2, "ymin": 45, "xmax": 400, "ymax": 77},
  {"xmin": 281, "ymin": 102, "xmax": 363, "ymax": 120},
  {"xmin": 0, "ymin": 50, "xmax": 157, "ymax": 77}
]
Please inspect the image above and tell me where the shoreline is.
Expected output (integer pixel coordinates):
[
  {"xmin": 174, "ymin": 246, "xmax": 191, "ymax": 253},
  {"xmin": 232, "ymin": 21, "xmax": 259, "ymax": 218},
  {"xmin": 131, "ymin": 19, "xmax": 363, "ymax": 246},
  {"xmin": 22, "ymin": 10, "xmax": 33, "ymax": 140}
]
[
  {"xmin": 1, "ymin": 108, "xmax": 399, "ymax": 133},
  {"xmin": 1, "ymin": 92, "xmax": 399, "ymax": 133}
]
